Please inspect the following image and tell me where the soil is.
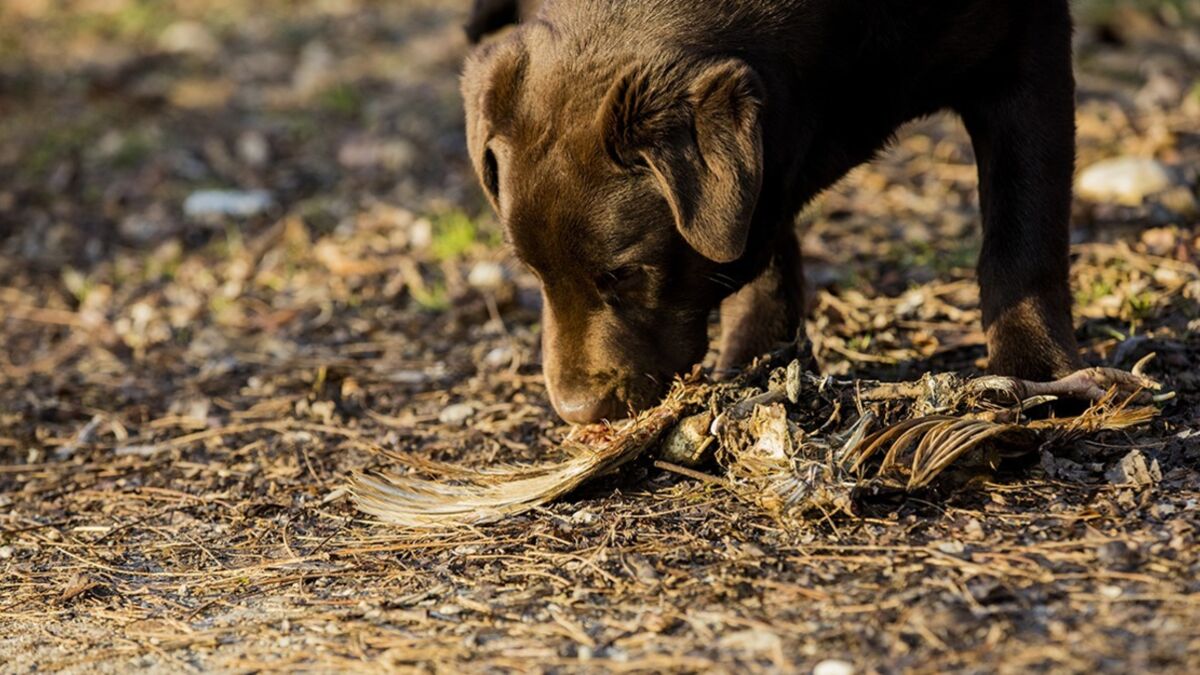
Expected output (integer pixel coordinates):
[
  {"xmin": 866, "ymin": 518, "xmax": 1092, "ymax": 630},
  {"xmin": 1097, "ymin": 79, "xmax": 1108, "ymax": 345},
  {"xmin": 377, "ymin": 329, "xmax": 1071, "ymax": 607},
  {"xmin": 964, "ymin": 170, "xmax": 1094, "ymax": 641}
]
[{"xmin": 1, "ymin": 1, "xmax": 1199, "ymax": 672}]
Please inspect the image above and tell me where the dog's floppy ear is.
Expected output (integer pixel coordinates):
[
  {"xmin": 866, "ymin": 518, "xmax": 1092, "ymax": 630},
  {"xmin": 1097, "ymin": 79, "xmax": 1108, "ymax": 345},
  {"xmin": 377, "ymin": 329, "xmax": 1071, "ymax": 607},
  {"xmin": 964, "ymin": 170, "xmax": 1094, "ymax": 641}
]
[
  {"xmin": 601, "ymin": 59, "xmax": 764, "ymax": 263},
  {"xmin": 462, "ymin": 39, "xmax": 527, "ymax": 213}
]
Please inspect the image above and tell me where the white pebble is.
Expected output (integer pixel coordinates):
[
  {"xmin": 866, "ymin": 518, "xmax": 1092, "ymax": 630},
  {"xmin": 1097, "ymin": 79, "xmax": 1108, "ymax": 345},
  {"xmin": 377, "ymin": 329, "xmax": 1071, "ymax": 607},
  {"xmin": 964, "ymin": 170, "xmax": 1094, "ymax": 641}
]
[
  {"xmin": 409, "ymin": 219, "xmax": 433, "ymax": 250},
  {"xmin": 483, "ymin": 346, "xmax": 513, "ymax": 369},
  {"xmin": 1077, "ymin": 157, "xmax": 1172, "ymax": 206},
  {"xmin": 813, "ymin": 659, "xmax": 855, "ymax": 675},
  {"xmin": 157, "ymin": 21, "xmax": 219, "ymax": 58},
  {"xmin": 570, "ymin": 509, "xmax": 597, "ymax": 525},
  {"xmin": 184, "ymin": 190, "xmax": 274, "ymax": 219},
  {"xmin": 438, "ymin": 403, "xmax": 474, "ymax": 425},
  {"xmin": 237, "ymin": 131, "xmax": 271, "ymax": 167},
  {"xmin": 468, "ymin": 261, "xmax": 508, "ymax": 291}
]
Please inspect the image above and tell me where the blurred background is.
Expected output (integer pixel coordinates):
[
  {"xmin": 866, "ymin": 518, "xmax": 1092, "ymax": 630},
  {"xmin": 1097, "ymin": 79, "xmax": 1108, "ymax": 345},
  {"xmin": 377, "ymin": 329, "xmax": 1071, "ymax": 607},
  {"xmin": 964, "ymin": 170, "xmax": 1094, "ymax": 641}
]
[{"xmin": 0, "ymin": 1, "xmax": 1196, "ymax": 265}]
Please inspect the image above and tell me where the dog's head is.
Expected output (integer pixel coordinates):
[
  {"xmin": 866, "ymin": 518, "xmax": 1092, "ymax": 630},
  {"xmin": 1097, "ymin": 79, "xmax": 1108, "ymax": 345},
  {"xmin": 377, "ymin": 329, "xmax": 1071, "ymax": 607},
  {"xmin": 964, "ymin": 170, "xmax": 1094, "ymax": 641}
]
[{"xmin": 463, "ymin": 28, "xmax": 765, "ymax": 423}]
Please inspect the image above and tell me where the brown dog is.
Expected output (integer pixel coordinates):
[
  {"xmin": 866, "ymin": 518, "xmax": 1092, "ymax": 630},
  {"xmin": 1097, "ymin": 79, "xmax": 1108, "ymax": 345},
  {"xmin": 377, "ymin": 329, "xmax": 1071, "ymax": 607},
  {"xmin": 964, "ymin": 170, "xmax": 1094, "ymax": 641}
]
[{"xmin": 463, "ymin": 0, "xmax": 1082, "ymax": 424}]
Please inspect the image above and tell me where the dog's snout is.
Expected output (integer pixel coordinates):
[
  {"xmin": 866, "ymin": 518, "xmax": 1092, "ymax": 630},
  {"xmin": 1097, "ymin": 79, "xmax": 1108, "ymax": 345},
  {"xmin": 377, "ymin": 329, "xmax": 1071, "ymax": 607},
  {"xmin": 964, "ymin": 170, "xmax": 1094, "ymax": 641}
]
[{"xmin": 553, "ymin": 390, "xmax": 618, "ymax": 425}]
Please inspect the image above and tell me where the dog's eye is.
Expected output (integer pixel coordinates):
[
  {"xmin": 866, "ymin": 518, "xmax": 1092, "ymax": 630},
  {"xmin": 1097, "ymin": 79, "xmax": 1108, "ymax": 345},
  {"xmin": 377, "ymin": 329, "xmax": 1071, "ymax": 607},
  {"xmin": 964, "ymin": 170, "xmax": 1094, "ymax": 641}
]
[
  {"xmin": 595, "ymin": 265, "xmax": 645, "ymax": 303},
  {"xmin": 482, "ymin": 147, "xmax": 500, "ymax": 201}
]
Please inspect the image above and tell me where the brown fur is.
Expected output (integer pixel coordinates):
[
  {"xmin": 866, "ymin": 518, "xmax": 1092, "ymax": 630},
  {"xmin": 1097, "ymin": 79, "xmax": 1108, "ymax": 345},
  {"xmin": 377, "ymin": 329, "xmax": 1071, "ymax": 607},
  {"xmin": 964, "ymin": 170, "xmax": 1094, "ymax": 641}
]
[{"xmin": 463, "ymin": 0, "xmax": 1083, "ymax": 423}]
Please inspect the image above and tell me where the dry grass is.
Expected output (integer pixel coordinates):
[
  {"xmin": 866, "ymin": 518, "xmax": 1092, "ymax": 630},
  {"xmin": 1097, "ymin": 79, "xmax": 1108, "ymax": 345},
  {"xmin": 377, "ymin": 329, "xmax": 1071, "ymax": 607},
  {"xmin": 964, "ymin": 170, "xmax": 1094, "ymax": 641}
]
[{"xmin": 2, "ymin": 1, "xmax": 1199, "ymax": 672}]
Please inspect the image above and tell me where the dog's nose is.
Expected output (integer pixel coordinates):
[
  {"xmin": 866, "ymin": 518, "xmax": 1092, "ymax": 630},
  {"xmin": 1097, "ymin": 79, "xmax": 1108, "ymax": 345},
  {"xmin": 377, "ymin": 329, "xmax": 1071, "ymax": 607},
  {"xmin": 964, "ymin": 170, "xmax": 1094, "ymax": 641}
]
[{"xmin": 554, "ymin": 392, "xmax": 618, "ymax": 425}]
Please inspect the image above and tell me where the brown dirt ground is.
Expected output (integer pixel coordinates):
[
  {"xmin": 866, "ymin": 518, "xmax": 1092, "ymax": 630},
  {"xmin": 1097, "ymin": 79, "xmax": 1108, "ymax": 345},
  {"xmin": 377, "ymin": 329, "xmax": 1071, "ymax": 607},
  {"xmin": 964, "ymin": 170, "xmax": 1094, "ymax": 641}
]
[{"xmin": 2, "ymin": 1, "xmax": 1199, "ymax": 672}]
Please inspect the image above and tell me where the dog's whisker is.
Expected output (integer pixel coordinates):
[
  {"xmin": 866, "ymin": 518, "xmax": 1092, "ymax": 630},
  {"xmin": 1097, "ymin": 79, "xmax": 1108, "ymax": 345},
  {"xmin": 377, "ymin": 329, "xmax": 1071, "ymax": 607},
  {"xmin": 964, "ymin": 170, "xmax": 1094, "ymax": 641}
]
[{"xmin": 706, "ymin": 274, "xmax": 738, "ymax": 291}]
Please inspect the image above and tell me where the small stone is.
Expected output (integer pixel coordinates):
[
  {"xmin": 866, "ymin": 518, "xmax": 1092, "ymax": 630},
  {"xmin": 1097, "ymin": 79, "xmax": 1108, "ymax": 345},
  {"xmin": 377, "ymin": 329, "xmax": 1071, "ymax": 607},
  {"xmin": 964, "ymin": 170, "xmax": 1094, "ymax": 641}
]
[
  {"xmin": 119, "ymin": 210, "xmax": 171, "ymax": 243},
  {"xmin": 169, "ymin": 396, "xmax": 211, "ymax": 423},
  {"xmin": 1157, "ymin": 186, "xmax": 1199, "ymax": 218},
  {"xmin": 1141, "ymin": 227, "xmax": 1183, "ymax": 256},
  {"xmin": 158, "ymin": 21, "xmax": 219, "ymax": 58},
  {"xmin": 740, "ymin": 542, "xmax": 767, "ymax": 558},
  {"xmin": 338, "ymin": 137, "xmax": 416, "ymax": 171},
  {"xmin": 625, "ymin": 554, "xmax": 660, "ymax": 585},
  {"xmin": 438, "ymin": 403, "xmax": 474, "ymax": 425},
  {"xmin": 570, "ymin": 509, "xmax": 597, "ymax": 525},
  {"xmin": 718, "ymin": 628, "xmax": 782, "ymax": 659},
  {"xmin": 1097, "ymin": 541, "xmax": 1141, "ymax": 571},
  {"xmin": 0, "ymin": 545, "xmax": 13, "ymax": 559},
  {"xmin": 1077, "ymin": 157, "xmax": 1173, "ymax": 207},
  {"xmin": 409, "ymin": 219, "xmax": 433, "ymax": 250},
  {"xmin": 935, "ymin": 540, "xmax": 966, "ymax": 555},
  {"xmin": 813, "ymin": 659, "xmax": 856, "ymax": 675},
  {"xmin": 1136, "ymin": 70, "xmax": 1184, "ymax": 111},
  {"xmin": 293, "ymin": 40, "xmax": 335, "ymax": 96},
  {"xmin": 237, "ymin": 131, "xmax": 271, "ymax": 167},
  {"xmin": 963, "ymin": 518, "xmax": 985, "ymax": 541},
  {"xmin": 184, "ymin": 190, "xmax": 274, "ymax": 219},
  {"xmin": 1105, "ymin": 449, "xmax": 1162, "ymax": 487},
  {"xmin": 483, "ymin": 346, "xmax": 513, "ymax": 370},
  {"xmin": 467, "ymin": 261, "xmax": 508, "ymax": 291}
]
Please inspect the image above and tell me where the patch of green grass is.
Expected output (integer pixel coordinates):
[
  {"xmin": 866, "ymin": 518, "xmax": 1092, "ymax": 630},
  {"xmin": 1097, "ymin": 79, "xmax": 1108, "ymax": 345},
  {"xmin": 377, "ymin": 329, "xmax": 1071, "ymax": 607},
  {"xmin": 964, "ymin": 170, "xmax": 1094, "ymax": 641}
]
[
  {"xmin": 295, "ymin": 198, "xmax": 341, "ymax": 237},
  {"xmin": 317, "ymin": 83, "xmax": 364, "ymax": 118},
  {"xmin": 280, "ymin": 113, "xmax": 321, "ymax": 144},
  {"xmin": 889, "ymin": 239, "xmax": 977, "ymax": 277},
  {"xmin": 1125, "ymin": 290, "xmax": 1157, "ymax": 322},
  {"xmin": 411, "ymin": 282, "xmax": 449, "ymax": 311},
  {"xmin": 143, "ymin": 241, "xmax": 183, "ymax": 283},
  {"xmin": 107, "ymin": 1, "xmax": 172, "ymax": 40},
  {"xmin": 1076, "ymin": 278, "xmax": 1117, "ymax": 307},
  {"xmin": 24, "ymin": 121, "xmax": 100, "ymax": 176},
  {"xmin": 111, "ymin": 130, "xmax": 157, "ymax": 169},
  {"xmin": 847, "ymin": 334, "xmax": 874, "ymax": 353},
  {"xmin": 429, "ymin": 211, "xmax": 480, "ymax": 261},
  {"xmin": 62, "ymin": 0, "xmax": 176, "ymax": 45},
  {"xmin": 61, "ymin": 268, "xmax": 94, "ymax": 306}
]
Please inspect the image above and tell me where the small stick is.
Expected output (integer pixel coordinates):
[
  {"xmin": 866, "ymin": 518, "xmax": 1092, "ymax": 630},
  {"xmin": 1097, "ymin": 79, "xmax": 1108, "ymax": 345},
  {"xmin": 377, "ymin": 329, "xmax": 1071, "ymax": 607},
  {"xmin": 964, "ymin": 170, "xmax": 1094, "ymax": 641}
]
[{"xmin": 653, "ymin": 460, "xmax": 732, "ymax": 488}]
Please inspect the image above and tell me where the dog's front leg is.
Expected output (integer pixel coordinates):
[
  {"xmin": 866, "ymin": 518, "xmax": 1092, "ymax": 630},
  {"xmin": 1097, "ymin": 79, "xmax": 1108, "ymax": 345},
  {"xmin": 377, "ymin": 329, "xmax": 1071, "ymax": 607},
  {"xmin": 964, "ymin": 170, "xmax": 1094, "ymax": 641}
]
[
  {"xmin": 958, "ymin": 10, "xmax": 1083, "ymax": 381},
  {"xmin": 715, "ymin": 228, "xmax": 807, "ymax": 376}
]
